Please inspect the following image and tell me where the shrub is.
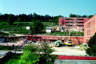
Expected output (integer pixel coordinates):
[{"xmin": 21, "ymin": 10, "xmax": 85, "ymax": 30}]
[
  {"xmin": 86, "ymin": 33, "xmax": 96, "ymax": 56},
  {"xmin": 39, "ymin": 41, "xmax": 57, "ymax": 64},
  {"xmin": 6, "ymin": 42, "xmax": 57, "ymax": 64},
  {"xmin": 18, "ymin": 44, "xmax": 40, "ymax": 64},
  {"xmin": 2, "ymin": 52, "xmax": 20, "ymax": 64},
  {"xmin": 0, "ymin": 46, "xmax": 13, "ymax": 50},
  {"xmin": 6, "ymin": 59, "xmax": 19, "ymax": 64}
]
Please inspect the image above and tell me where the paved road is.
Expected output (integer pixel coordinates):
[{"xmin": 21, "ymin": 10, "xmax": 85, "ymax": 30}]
[
  {"xmin": 52, "ymin": 47, "xmax": 87, "ymax": 56},
  {"xmin": 0, "ymin": 46, "xmax": 87, "ymax": 57},
  {"xmin": 0, "ymin": 50, "xmax": 23, "ymax": 57},
  {"xmin": 0, "ymin": 50, "xmax": 8, "ymax": 56}
]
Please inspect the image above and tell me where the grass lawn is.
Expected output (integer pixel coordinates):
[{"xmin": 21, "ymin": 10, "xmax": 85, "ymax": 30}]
[{"xmin": 42, "ymin": 31, "xmax": 84, "ymax": 36}]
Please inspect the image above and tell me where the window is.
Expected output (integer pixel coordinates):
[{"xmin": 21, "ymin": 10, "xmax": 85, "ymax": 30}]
[
  {"xmin": 77, "ymin": 20, "xmax": 79, "ymax": 25},
  {"xmin": 73, "ymin": 20, "xmax": 75, "ymax": 25},
  {"xmin": 69, "ymin": 20, "xmax": 72, "ymax": 25}
]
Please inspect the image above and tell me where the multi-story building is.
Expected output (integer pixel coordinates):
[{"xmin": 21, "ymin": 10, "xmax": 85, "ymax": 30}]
[
  {"xmin": 84, "ymin": 15, "xmax": 96, "ymax": 43},
  {"xmin": 59, "ymin": 17, "xmax": 89, "ymax": 32}
]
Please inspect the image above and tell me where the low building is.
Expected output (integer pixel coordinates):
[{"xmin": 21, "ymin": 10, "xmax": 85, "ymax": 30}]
[{"xmin": 84, "ymin": 15, "xmax": 96, "ymax": 43}]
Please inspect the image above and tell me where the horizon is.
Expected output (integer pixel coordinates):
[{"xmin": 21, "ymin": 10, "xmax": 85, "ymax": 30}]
[{"xmin": 0, "ymin": 0, "xmax": 96, "ymax": 17}]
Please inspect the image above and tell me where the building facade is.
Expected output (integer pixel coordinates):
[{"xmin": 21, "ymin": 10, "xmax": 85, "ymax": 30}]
[
  {"xmin": 59, "ymin": 17, "xmax": 89, "ymax": 32},
  {"xmin": 84, "ymin": 15, "xmax": 96, "ymax": 43}
]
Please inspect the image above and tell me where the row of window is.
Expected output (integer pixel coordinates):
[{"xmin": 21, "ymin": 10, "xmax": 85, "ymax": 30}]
[{"xmin": 63, "ymin": 20, "xmax": 84, "ymax": 23}]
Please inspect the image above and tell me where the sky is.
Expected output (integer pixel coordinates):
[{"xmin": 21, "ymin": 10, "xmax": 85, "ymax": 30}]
[{"xmin": 0, "ymin": 0, "xmax": 96, "ymax": 17}]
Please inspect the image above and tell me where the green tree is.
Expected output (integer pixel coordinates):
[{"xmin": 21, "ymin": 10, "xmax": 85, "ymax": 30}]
[
  {"xmin": 31, "ymin": 21, "xmax": 44, "ymax": 34},
  {"xmin": 82, "ymin": 15, "xmax": 87, "ymax": 18},
  {"xmin": 89, "ymin": 15, "xmax": 93, "ymax": 18},
  {"xmin": 6, "ymin": 42, "xmax": 56, "ymax": 64},
  {"xmin": 0, "ymin": 22, "xmax": 9, "ymax": 30},
  {"xmin": 86, "ymin": 33, "xmax": 96, "ymax": 56},
  {"xmin": 39, "ymin": 41, "xmax": 57, "ymax": 64},
  {"xmin": 6, "ymin": 59, "xmax": 19, "ymax": 64},
  {"xmin": 18, "ymin": 44, "xmax": 40, "ymax": 64},
  {"xmin": 7, "ymin": 14, "xmax": 15, "ymax": 25},
  {"xmin": 69, "ymin": 14, "xmax": 81, "ymax": 18}
]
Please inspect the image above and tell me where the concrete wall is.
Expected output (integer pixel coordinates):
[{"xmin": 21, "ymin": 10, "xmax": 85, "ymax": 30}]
[{"xmin": 26, "ymin": 35, "xmax": 84, "ymax": 45}]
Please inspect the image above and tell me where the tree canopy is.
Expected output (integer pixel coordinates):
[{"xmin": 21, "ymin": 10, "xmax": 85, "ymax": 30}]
[{"xmin": 86, "ymin": 33, "xmax": 96, "ymax": 56}]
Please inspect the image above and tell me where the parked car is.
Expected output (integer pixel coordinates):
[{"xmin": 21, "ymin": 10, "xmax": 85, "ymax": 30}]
[
  {"xmin": 64, "ymin": 40, "xmax": 73, "ymax": 46},
  {"xmin": 54, "ymin": 40, "xmax": 74, "ymax": 47}
]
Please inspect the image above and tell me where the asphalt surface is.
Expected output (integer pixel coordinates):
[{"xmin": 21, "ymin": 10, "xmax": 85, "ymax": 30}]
[
  {"xmin": 52, "ymin": 47, "xmax": 87, "ymax": 56},
  {"xmin": 0, "ymin": 47, "xmax": 87, "ymax": 57}
]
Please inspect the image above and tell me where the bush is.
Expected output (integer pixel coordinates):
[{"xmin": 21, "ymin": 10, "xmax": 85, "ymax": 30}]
[
  {"xmin": 1, "ymin": 52, "xmax": 20, "ymax": 64},
  {"xmin": 6, "ymin": 42, "xmax": 57, "ymax": 64},
  {"xmin": 70, "ymin": 31, "xmax": 84, "ymax": 36},
  {"xmin": 0, "ymin": 46, "xmax": 13, "ymax": 50},
  {"xmin": 39, "ymin": 41, "xmax": 57, "ymax": 64},
  {"xmin": 80, "ymin": 44, "xmax": 88, "ymax": 50},
  {"xmin": 0, "ymin": 32, "xmax": 9, "ymax": 36},
  {"xmin": 6, "ymin": 59, "xmax": 19, "ymax": 64},
  {"xmin": 86, "ymin": 33, "xmax": 96, "ymax": 56},
  {"xmin": 18, "ymin": 44, "xmax": 40, "ymax": 64},
  {"xmin": 19, "ymin": 51, "xmax": 40, "ymax": 64}
]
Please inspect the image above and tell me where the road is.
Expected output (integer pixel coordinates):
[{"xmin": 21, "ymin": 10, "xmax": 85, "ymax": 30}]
[
  {"xmin": 0, "ymin": 47, "xmax": 87, "ymax": 57},
  {"xmin": 0, "ymin": 50, "xmax": 23, "ymax": 57},
  {"xmin": 52, "ymin": 47, "xmax": 87, "ymax": 56}
]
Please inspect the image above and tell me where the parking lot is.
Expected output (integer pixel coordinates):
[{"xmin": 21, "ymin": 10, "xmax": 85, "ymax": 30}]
[{"xmin": 52, "ymin": 46, "xmax": 87, "ymax": 56}]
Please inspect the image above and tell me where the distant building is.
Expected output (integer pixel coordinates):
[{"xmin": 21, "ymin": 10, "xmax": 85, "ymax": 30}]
[
  {"xmin": 84, "ymin": 15, "xmax": 96, "ymax": 43},
  {"xmin": 46, "ymin": 27, "xmax": 52, "ymax": 33},
  {"xmin": 59, "ymin": 17, "xmax": 89, "ymax": 32}
]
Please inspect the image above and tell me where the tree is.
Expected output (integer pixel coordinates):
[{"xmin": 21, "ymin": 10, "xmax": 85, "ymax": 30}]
[
  {"xmin": 86, "ymin": 33, "xmax": 96, "ymax": 56},
  {"xmin": 6, "ymin": 44, "xmax": 40, "ymax": 64},
  {"xmin": 18, "ymin": 44, "xmax": 40, "ymax": 64},
  {"xmin": 39, "ymin": 41, "xmax": 57, "ymax": 64},
  {"xmin": 7, "ymin": 14, "xmax": 16, "ymax": 25},
  {"xmin": 6, "ymin": 41, "xmax": 57, "ymax": 64},
  {"xmin": 69, "ymin": 14, "xmax": 81, "ymax": 18},
  {"xmin": 82, "ymin": 15, "xmax": 87, "ymax": 18},
  {"xmin": 89, "ymin": 15, "xmax": 93, "ymax": 18},
  {"xmin": 0, "ymin": 22, "xmax": 9, "ymax": 30},
  {"xmin": 31, "ymin": 21, "xmax": 44, "ymax": 34}
]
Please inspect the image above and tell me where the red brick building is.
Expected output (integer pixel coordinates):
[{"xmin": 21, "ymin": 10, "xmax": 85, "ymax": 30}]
[
  {"xmin": 59, "ymin": 17, "xmax": 89, "ymax": 32},
  {"xmin": 84, "ymin": 15, "xmax": 96, "ymax": 43}
]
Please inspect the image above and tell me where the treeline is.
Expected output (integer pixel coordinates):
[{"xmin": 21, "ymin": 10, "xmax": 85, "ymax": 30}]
[
  {"xmin": 0, "ymin": 13, "xmax": 61, "ymax": 25},
  {"xmin": 0, "ymin": 13, "xmax": 93, "ymax": 25},
  {"xmin": 69, "ymin": 14, "xmax": 93, "ymax": 18}
]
